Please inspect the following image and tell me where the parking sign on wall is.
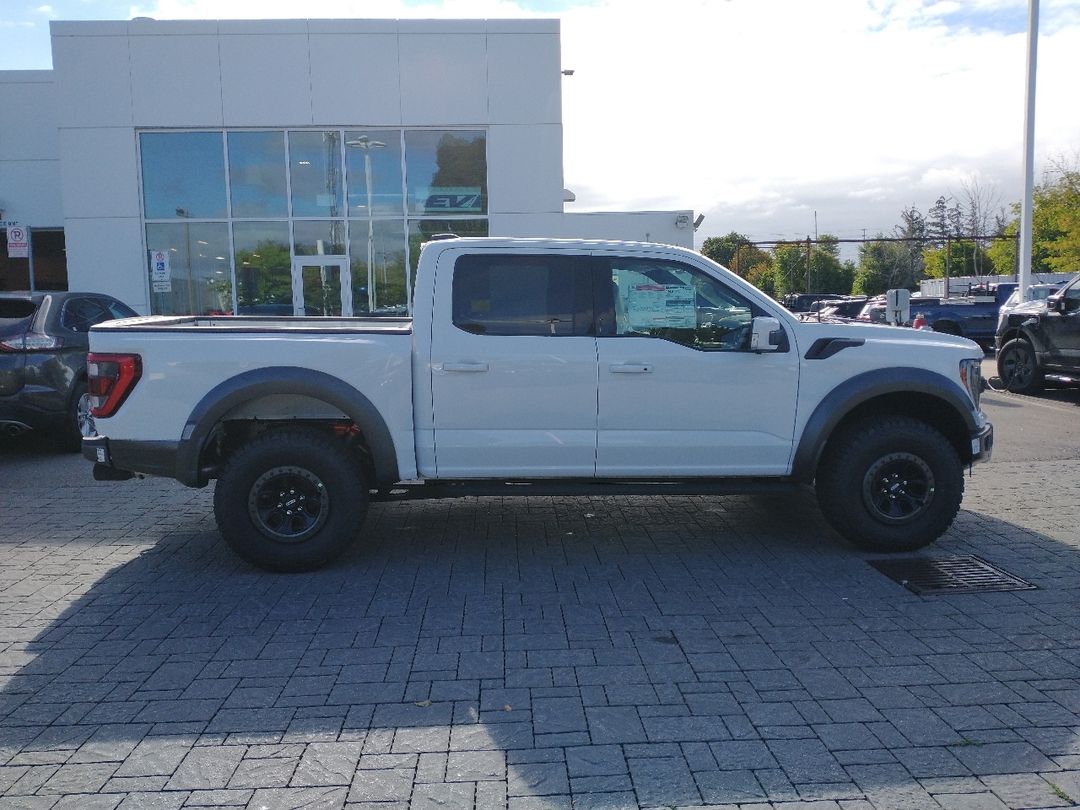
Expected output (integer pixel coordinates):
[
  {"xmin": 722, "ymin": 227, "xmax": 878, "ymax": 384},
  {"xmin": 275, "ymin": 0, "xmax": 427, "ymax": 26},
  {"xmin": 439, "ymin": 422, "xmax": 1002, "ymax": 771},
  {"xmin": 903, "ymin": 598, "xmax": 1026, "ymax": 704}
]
[{"xmin": 6, "ymin": 225, "xmax": 29, "ymax": 258}]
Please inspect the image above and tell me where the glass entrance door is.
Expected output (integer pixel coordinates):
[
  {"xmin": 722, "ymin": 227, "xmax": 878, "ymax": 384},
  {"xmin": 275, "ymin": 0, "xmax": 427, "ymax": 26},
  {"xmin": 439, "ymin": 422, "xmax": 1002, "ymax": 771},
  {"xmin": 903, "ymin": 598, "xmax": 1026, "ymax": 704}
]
[{"xmin": 291, "ymin": 258, "xmax": 351, "ymax": 316}]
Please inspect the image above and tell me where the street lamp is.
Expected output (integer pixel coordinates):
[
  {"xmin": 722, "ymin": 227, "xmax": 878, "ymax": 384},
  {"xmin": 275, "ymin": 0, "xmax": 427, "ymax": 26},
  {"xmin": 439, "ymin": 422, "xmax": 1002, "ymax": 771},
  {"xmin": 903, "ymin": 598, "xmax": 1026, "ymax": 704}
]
[{"xmin": 346, "ymin": 135, "xmax": 386, "ymax": 313}]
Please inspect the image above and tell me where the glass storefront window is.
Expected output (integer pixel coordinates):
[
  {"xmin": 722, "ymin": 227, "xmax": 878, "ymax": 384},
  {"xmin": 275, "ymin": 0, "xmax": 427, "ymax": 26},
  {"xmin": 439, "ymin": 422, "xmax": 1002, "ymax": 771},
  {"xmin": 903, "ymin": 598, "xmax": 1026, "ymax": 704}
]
[
  {"xmin": 408, "ymin": 218, "xmax": 489, "ymax": 294},
  {"xmin": 140, "ymin": 128, "xmax": 490, "ymax": 317},
  {"xmin": 228, "ymin": 131, "xmax": 288, "ymax": 218},
  {"xmin": 289, "ymin": 131, "xmax": 343, "ymax": 217},
  {"xmin": 146, "ymin": 222, "xmax": 231, "ymax": 315},
  {"xmin": 405, "ymin": 131, "xmax": 487, "ymax": 216},
  {"xmin": 141, "ymin": 132, "xmax": 227, "ymax": 219},
  {"xmin": 233, "ymin": 221, "xmax": 291, "ymax": 315},
  {"xmin": 345, "ymin": 131, "xmax": 403, "ymax": 217},
  {"xmin": 293, "ymin": 220, "xmax": 346, "ymax": 256},
  {"xmin": 349, "ymin": 219, "xmax": 408, "ymax": 315}
]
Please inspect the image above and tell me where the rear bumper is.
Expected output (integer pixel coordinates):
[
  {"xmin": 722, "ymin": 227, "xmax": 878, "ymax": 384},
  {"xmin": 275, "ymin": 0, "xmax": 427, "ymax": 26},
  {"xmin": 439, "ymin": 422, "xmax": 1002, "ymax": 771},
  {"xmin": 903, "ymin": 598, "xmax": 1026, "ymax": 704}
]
[
  {"xmin": 83, "ymin": 435, "xmax": 182, "ymax": 480},
  {"xmin": 0, "ymin": 397, "xmax": 66, "ymax": 433}
]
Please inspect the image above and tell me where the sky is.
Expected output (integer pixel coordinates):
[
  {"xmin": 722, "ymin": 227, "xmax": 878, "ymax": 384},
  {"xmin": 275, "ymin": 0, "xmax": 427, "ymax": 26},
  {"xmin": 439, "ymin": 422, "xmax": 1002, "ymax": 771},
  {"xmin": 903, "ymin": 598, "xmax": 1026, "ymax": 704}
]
[{"xmin": 2, "ymin": 0, "xmax": 1080, "ymax": 255}]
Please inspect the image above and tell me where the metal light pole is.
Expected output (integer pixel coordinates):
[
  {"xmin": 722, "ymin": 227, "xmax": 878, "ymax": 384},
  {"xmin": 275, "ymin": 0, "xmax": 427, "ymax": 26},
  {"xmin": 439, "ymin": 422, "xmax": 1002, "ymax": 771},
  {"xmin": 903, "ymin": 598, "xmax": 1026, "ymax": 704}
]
[
  {"xmin": 346, "ymin": 135, "xmax": 386, "ymax": 313},
  {"xmin": 1018, "ymin": 0, "xmax": 1039, "ymax": 301}
]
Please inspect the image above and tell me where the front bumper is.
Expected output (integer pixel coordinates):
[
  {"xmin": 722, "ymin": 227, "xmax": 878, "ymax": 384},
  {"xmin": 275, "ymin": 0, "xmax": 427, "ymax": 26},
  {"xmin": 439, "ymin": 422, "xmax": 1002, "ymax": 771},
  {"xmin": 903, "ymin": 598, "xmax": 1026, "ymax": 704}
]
[{"xmin": 970, "ymin": 421, "xmax": 993, "ymax": 464}]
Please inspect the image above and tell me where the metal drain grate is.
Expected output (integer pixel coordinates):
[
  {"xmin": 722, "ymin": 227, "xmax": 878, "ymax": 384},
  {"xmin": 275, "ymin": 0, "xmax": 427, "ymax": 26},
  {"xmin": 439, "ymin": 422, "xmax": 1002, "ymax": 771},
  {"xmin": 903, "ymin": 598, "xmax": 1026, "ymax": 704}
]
[{"xmin": 868, "ymin": 555, "xmax": 1036, "ymax": 595}]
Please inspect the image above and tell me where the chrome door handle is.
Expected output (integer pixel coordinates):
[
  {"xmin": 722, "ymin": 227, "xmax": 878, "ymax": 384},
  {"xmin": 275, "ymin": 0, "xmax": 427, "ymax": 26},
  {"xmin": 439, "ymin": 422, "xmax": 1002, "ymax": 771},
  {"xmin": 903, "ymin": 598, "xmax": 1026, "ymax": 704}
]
[
  {"xmin": 443, "ymin": 362, "xmax": 489, "ymax": 372},
  {"xmin": 609, "ymin": 363, "xmax": 652, "ymax": 373}
]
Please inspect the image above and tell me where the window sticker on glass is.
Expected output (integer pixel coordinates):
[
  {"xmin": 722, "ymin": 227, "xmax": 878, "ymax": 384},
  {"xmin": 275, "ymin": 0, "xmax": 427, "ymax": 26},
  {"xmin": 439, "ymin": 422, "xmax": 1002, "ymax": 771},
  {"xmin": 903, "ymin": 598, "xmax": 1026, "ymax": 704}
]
[{"xmin": 623, "ymin": 270, "xmax": 696, "ymax": 330}]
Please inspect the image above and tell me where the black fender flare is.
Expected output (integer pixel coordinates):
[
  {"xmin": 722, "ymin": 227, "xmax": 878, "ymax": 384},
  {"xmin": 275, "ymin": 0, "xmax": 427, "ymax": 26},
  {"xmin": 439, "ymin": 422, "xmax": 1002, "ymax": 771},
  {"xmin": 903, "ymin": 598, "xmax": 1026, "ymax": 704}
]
[
  {"xmin": 174, "ymin": 367, "xmax": 399, "ymax": 487},
  {"xmin": 790, "ymin": 367, "xmax": 978, "ymax": 483}
]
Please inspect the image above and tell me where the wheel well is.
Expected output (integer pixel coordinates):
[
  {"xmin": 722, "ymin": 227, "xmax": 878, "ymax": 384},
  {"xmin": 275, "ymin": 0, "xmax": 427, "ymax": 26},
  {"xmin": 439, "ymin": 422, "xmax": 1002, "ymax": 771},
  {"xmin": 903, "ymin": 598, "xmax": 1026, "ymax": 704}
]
[
  {"xmin": 998, "ymin": 329, "xmax": 1029, "ymax": 348},
  {"xmin": 200, "ymin": 418, "xmax": 378, "ymax": 487},
  {"xmin": 821, "ymin": 392, "xmax": 972, "ymax": 470}
]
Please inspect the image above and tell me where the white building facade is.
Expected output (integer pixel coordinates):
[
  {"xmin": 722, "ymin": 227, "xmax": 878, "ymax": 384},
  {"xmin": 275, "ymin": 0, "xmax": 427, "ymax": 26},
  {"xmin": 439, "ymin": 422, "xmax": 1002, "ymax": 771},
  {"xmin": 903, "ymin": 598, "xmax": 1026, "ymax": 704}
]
[{"xmin": 0, "ymin": 18, "xmax": 693, "ymax": 315}]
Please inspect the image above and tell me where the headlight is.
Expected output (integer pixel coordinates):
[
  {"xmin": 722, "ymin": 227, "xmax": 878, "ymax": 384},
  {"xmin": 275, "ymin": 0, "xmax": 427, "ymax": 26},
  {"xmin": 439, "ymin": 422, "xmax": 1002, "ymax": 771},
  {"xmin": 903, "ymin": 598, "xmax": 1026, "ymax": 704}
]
[{"xmin": 959, "ymin": 358, "xmax": 982, "ymax": 409}]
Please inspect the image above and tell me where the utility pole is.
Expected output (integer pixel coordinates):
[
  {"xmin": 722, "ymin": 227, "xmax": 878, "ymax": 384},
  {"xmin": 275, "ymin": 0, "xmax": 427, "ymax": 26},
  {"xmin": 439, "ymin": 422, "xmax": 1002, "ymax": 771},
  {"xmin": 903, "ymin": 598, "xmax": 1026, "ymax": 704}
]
[
  {"xmin": 1019, "ymin": 0, "xmax": 1039, "ymax": 301},
  {"xmin": 806, "ymin": 236, "xmax": 812, "ymax": 293},
  {"xmin": 944, "ymin": 235, "xmax": 951, "ymax": 299}
]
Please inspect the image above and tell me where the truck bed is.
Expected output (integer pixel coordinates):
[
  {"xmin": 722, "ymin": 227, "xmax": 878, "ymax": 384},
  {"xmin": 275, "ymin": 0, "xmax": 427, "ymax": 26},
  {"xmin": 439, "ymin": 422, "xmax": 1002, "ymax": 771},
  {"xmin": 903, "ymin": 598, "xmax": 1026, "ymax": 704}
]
[{"xmin": 94, "ymin": 315, "xmax": 413, "ymax": 334}]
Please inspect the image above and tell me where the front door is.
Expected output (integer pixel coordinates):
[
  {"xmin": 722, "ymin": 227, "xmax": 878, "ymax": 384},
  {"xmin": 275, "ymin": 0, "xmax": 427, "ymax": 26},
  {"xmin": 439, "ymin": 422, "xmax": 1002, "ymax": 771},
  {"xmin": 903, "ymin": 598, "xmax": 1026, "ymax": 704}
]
[
  {"xmin": 291, "ymin": 258, "xmax": 352, "ymax": 316},
  {"xmin": 595, "ymin": 253, "xmax": 800, "ymax": 476}
]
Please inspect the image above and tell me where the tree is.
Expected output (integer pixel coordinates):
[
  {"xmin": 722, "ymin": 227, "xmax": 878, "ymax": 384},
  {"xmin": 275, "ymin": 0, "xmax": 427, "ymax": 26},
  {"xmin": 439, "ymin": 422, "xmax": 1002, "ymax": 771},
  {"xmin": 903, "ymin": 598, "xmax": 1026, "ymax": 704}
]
[
  {"xmin": 987, "ymin": 155, "xmax": 1080, "ymax": 279},
  {"xmin": 922, "ymin": 240, "xmax": 994, "ymax": 279},
  {"xmin": 770, "ymin": 236, "xmax": 852, "ymax": 297},
  {"xmin": 746, "ymin": 261, "xmax": 776, "ymax": 296},
  {"xmin": 700, "ymin": 232, "xmax": 769, "ymax": 278},
  {"xmin": 853, "ymin": 237, "xmax": 913, "ymax": 296}
]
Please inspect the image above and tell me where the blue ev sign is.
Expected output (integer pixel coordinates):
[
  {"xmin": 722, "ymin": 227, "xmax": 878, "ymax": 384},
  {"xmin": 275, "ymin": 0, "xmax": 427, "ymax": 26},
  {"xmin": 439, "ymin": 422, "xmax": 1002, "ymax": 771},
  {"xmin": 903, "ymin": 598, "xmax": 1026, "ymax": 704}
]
[{"xmin": 415, "ymin": 187, "xmax": 483, "ymax": 214}]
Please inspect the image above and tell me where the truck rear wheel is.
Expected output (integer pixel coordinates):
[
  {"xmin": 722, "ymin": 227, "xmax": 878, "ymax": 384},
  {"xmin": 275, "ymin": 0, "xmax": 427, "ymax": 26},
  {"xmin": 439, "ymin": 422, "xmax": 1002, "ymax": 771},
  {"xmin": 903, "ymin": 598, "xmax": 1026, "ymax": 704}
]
[
  {"xmin": 214, "ymin": 428, "xmax": 368, "ymax": 572},
  {"xmin": 816, "ymin": 416, "xmax": 963, "ymax": 553},
  {"xmin": 997, "ymin": 338, "xmax": 1044, "ymax": 394}
]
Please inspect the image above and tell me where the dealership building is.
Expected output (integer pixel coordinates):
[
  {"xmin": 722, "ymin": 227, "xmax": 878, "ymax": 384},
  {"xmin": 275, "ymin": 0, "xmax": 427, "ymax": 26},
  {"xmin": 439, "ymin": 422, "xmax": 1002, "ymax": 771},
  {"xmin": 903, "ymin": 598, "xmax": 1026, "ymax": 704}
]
[{"xmin": 0, "ymin": 18, "xmax": 693, "ymax": 316}]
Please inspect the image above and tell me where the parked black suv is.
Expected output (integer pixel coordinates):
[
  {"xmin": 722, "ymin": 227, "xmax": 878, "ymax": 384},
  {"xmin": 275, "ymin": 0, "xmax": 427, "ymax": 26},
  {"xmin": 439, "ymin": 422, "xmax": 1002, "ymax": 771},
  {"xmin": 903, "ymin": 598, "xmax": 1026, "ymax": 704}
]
[
  {"xmin": 995, "ymin": 274, "xmax": 1080, "ymax": 393},
  {"xmin": 1, "ymin": 291, "xmax": 138, "ymax": 449}
]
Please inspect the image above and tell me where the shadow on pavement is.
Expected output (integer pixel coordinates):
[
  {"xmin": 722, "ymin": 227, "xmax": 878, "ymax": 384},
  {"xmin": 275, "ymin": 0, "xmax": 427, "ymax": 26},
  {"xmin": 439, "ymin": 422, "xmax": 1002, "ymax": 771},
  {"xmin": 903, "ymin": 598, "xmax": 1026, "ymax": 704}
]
[{"xmin": 1, "ymin": 458, "xmax": 1079, "ymax": 808}]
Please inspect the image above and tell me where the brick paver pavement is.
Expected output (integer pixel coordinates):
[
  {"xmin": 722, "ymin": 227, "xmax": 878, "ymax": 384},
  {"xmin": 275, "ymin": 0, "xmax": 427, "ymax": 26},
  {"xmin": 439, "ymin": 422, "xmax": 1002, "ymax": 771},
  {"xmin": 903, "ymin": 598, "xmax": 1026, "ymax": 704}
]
[{"xmin": 1, "ymin": 441, "xmax": 1079, "ymax": 808}]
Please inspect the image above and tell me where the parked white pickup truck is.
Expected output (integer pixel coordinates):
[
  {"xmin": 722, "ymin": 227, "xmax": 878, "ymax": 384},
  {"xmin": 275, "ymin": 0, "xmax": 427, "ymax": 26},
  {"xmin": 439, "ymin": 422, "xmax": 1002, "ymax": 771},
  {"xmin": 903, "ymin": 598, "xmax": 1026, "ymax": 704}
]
[{"xmin": 84, "ymin": 237, "xmax": 992, "ymax": 571}]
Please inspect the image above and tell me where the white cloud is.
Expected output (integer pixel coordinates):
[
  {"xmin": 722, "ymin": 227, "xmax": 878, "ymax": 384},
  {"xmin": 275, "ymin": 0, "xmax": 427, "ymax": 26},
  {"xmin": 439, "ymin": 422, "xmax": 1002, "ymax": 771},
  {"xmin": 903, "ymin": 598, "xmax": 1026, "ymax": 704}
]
[{"xmin": 107, "ymin": 0, "xmax": 1080, "ymax": 245}]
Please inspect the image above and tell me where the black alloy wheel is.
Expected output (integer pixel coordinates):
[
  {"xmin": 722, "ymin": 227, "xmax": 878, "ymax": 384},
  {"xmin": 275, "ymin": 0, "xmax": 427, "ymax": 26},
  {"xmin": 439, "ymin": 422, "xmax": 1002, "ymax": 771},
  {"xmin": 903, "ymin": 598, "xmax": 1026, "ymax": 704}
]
[
  {"xmin": 247, "ymin": 465, "xmax": 330, "ymax": 543},
  {"xmin": 997, "ymin": 339, "xmax": 1044, "ymax": 394},
  {"xmin": 861, "ymin": 452, "xmax": 934, "ymax": 524}
]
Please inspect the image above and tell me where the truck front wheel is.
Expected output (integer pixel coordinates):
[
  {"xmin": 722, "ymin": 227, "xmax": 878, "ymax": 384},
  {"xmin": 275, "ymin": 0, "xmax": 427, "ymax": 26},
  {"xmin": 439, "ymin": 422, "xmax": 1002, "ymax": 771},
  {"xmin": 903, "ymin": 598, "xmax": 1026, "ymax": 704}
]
[
  {"xmin": 816, "ymin": 416, "xmax": 963, "ymax": 553},
  {"xmin": 214, "ymin": 428, "xmax": 368, "ymax": 572},
  {"xmin": 997, "ymin": 338, "xmax": 1044, "ymax": 394}
]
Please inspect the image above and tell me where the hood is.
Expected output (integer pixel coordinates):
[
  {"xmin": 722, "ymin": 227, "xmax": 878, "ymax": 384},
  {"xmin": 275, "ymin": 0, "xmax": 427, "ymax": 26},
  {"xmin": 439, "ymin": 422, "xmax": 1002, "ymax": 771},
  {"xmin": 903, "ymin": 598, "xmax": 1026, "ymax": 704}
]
[
  {"xmin": 1008, "ymin": 299, "xmax": 1048, "ymax": 317},
  {"xmin": 796, "ymin": 318, "xmax": 981, "ymax": 354}
]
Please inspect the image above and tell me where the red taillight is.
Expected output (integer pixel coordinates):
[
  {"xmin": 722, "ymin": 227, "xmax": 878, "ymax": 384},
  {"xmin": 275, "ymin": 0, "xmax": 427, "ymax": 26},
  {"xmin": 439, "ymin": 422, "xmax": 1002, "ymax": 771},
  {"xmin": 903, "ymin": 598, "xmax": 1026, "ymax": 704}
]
[{"xmin": 87, "ymin": 353, "xmax": 142, "ymax": 418}]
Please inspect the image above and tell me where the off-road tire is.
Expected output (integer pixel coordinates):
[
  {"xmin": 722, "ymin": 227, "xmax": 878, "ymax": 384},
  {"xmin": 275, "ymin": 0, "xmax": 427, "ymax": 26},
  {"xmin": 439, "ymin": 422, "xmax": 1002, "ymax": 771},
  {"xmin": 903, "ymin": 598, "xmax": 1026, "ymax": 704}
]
[
  {"xmin": 816, "ymin": 416, "xmax": 964, "ymax": 553},
  {"xmin": 214, "ymin": 427, "xmax": 368, "ymax": 572},
  {"xmin": 997, "ymin": 338, "xmax": 1044, "ymax": 394}
]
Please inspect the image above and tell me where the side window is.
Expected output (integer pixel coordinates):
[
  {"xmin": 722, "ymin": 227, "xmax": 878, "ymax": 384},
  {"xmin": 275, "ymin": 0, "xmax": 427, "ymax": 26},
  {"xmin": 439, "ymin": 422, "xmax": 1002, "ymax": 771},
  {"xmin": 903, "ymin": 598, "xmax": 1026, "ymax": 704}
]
[
  {"xmin": 60, "ymin": 298, "xmax": 109, "ymax": 332},
  {"xmin": 452, "ymin": 254, "xmax": 589, "ymax": 336},
  {"xmin": 107, "ymin": 300, "xmax": 138, "ymax": 320},
  {"xmin": 607, "ymin": 259, "xmax": 758, "ymax": 351},
  {"xmin": 1064, "ymin": 281, "xmax": 1080, "ymax": 312}
]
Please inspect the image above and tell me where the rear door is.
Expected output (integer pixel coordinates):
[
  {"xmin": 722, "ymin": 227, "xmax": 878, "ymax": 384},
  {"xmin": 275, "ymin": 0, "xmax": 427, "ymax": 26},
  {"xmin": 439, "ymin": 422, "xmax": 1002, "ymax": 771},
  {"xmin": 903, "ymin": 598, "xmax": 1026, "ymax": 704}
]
[
  {"xmin": 429, "ymin": 250, "xmax": 597, "ymax": 477},
  {"xmin": 594, "ymin": 252, "xmax": 800, "ymax": 476}
]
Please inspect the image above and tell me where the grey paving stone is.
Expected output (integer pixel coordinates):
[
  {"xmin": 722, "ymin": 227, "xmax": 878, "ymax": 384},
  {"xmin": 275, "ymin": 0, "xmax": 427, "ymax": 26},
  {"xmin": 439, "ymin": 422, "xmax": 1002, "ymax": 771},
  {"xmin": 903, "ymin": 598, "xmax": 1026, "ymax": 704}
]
[
  {"xmin": 116, "ymin": 792, "xmax": 188, "ymax": 810},
  {"xmin": 226, "ymin": 755, "xmax": 296, "ymax": 789},
  {"xmin": 163, "ymin": 746, "xmax": 244, "ymax": 791},
  {"xmin": 980, "ymin": 773, "xmax": 1073, "ymax": 808},
  {"xmin": 347, "ymin": 768, "xmax": 413, "ymax": 803},
  {"xmin": 290, "ymin": 742, "xmax": 362, "ymax": 787},
  {"xmin": 626, "ymin": 756, "xmax": 700, "ymax": 806},
  {"xmin": 410, "ymin": 781, "xmax": 474, "ymax": 810},
  {"xmin": 950, "ymin": 741, "xmax": 1057, "ymax": 776},
  {"xmin": 445, "ymin": 751, "xmax": 505, "ymax": 782},
  {"xmin": 565, "ymin": 746, "xmax": 625, "ymax": 778},
  {"xmin": 507, "ymin": 762, "xmax": 569, "ymax": 796},
  {"xmin": 532, "ymin": 697, "xmax": 586, "ymax": 735},
  {"xmin": 39, "ymin": 762, "xmax": 118, "ymax": 794},
  {"xmin": 766, "ymin": 739, "xmax": 847, "ymax": 784},
  {"xmin": 694, "ymin": 768, "xmax": 767, "ymax": 803},
  {"xmin": 246, "ymin": 785, "xmax": 347, "ymax": 809},
  {"xmin": 584, "ymin": 707, "xmax": 646, "ymax": 744}
]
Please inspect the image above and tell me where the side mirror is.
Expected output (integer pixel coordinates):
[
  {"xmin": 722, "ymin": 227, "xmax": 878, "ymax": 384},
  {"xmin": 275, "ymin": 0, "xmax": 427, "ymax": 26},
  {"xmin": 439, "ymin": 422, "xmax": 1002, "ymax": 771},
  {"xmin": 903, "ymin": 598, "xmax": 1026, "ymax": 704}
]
[{"xmin": 750, "ymin": 316, "xmax": 782, "ymax": 352}]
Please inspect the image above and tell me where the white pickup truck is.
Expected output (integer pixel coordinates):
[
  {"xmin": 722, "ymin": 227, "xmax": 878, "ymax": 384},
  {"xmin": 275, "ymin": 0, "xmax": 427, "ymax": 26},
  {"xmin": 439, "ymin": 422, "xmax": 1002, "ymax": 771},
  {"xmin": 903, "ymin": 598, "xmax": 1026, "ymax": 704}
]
[{"xmin": 84, "ymin": 237, "xmax": 992, "ymax": 571}]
